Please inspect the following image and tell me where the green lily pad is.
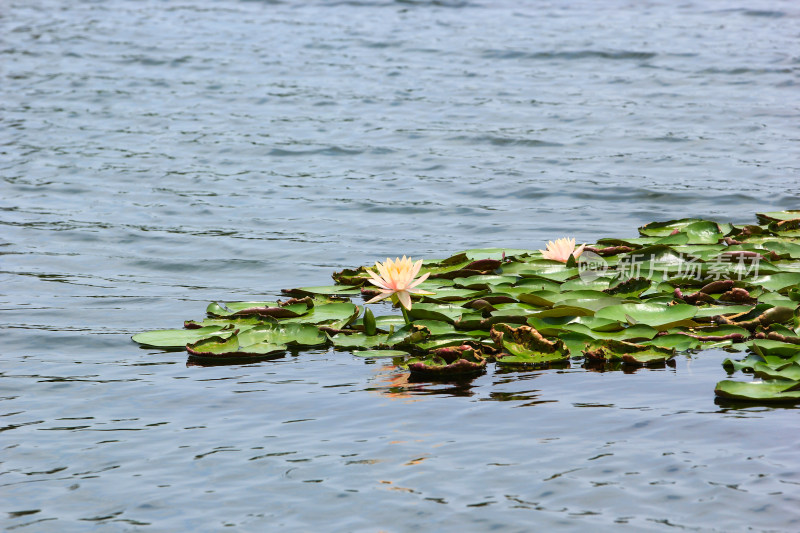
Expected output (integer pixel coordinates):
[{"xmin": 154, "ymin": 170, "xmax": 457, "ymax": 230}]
[
  {"xmin": 560, "ymin": 277, "xmax": 613, "ymax": 292},
  {"xmin": 762, "ymin": 241, "xmax": 800, "ymax": 259},
  {"xmin": 409, "ymin": 320, "xmax": 459, "ymax": 336},
  {"xmin": 525, "ymin": 316, "xmax": 577, "ymax": 336},
  {"xmin": 281, "ymin": 285, "xmax": 362, "ymax": 297},
  {"xmin": 501, "ymin": 262, "xmax": 579, "ymax": 281},
  {"xmin": 353, "ymin": 349, "xmax": 410, "ymax": 358},
  {"xmin": 330, "ymin": 332, "xmax": 390, "ymax": 349},
  {"xmin": 207, "ymin": 301, "xmax": 311, "ymax": 319},
  {"xmin": 756, "ymin": 210, "xmax": 800, "ymax": 223},
  {"xmin": 604, "ymin": 277, "xmax": 651, "ymax": 297},
  {"xmin": 420, "ymin": 287, "xmax": 487, "ymax": 303},
  {"xmin": 184, "ymin": 317, "xmax": 266, "ymax": 329},
  {"xmin": 516, "ymin": 290, "xmax": 561, "ymax": 307},
  {"xmin": 769, "ymin": 219, "xmax": 800, "ymax": 237},
  {"xmin": 638, "ymin": 218, "xmax": 716, "ymax": 238},
  {"xmin": 722, "ymin": 353, "xmax": 767, "ymax": 372},
  {"xmin": 237, "ymin": 323, "xmax": 327, "ymax": 347},
  {"xmin": 715, "ymin": 380, "xmax": 800, "ymax": 403},
  {"xmin": 562, "ymin": 323, "xmax": 659, "ymax": 342},
  {"xmin": 132, "ymin": 325, "xmax": 231, "ymax": 349},
  {"xmin": 281, "ymin": 302, "xmax": 360, "ymax": 329},
  {"xmin": 643, "ymin": 334, "xmax": 702, "ymax": 351},
  {"xmin": 749, "ymin": 339, "xmax": 800, "ymax": 358},
  {"xmin": 583, "ymin": 339, "xmax": 675, "ymax": 365},
  {"xmin": 683, "ymin": 220, "xmax": 725, "ymax": 245},
  {"xmin": 654, "ymin": 232, "xmax": 690, "ymax": 245},
  {"xmin": 595, "ymin": 302, "xmax": 698, "ymax": 330},
  {"xmin": 490, "ymin": 323, "xmax": 570, "ymax": 366},
  {"xmin": 386, "ymin": 324, "xmax": 431, "ymax": 347},
  {"xmin": 556, "ymin": 297, "xmax": 625, "ymax": 313},
  {"xmin": 418, "ymin": 335, "xmax": 492, "ymax": 351},
  {"xmin": 752, "ymin": 362, "xmax": 800, "ymax": 381},
  {"xmin": 693, "ymin": 305, "xmax": 755, "ymax": 319},
  {"xmin": 757, "ymin": 292, "xmax": 798, "ymax": 308},
  {"xmin": 750, "ymin": 273, "xmax": 800, "ymax": 293},
  {"xmin": 405, "ymin": 303, "xmax": 465, "ymax": 324},
  {"xmin": 452, "ymin": 275, "xmax": 517, "ymax": 290},
  {"xmin": 528, "ymin": 305, "xmax": 596, "ymax": 319},
  {"xmin": 186, "ymin": 335, "xmax": 286, "ymax": 359},
  {"xmin": 464, "ymin": 248, "xmax": 534, "ymax": 260},
  {"xmin": 557, "ymin": 331, "xmax": 594, "ymax": 356}
]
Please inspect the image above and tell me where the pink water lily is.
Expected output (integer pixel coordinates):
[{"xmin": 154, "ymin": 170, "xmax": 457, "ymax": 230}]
[
  {"xmin": 539, "ymin": 237, "xmax": 585, "ymax": 263},
  {"xmin": 365, "ymin": 256, "xmax": 433, "ymax": 310}
]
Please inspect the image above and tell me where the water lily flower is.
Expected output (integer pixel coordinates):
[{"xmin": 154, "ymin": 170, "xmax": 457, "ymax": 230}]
[
  {"xmin": 365, "ymin": 256, "xmax": 433, "ymax": 310},
  {"xmin": 540, "ymin": 237, "xmax": 585, "ymax": 263}
]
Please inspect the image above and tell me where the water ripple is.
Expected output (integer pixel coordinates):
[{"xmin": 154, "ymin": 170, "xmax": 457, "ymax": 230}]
[{"xmin": 2, "ymin": 0, "xmax": 800, "ymax": 530}]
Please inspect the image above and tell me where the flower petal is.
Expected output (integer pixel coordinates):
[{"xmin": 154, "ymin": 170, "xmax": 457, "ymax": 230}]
[
  {"xmin": 397, "ymin": 290, "xmax": 412, "ymax": 310},
  {"xmin": 407, "ymin": 271, "xmax": 430, "ymax": 289},
  {"xmin": 410, "ymin": 259, "xmax": 423, "ymax": 279},
  {"xmin": 367, "ymin": 277, "xmax": 391, "ymax": 290},
  {"xmin": 365, "ymin": 291, "xmax": 393, "ymax": 304},
  {"xmin": 367, "ymin": 269, "xmax": 391, "ymax": 290}
]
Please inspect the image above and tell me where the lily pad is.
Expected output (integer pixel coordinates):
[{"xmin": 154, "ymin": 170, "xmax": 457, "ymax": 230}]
[
  {"xmin": 749, "ymin": 339, "xmax": 800, "ymax": 358},
  {"xmin": 281, "ymin": 285, "xmax": 362, "ymax": 297},
  {"xmin": 353, "ymin": 349, "xmax": 409, "ymax": 358},
  {"xmin": 583, "ymin": 339, "xmax": 675, "ymax": 366},
  {"xmin": 595, "ymin": 302, "xmax": 698, "ymax": 330},
  {"xmin": 683, "ymin": 220, "xmax": 725, "ymax": 245},
  {"xmin": 281, "ymin": 302, "xmax": 360, "ymax": 329},
  {"xmin": 491, "ymin": 324, "xmax": 570, "ymax": 366},
  {"xmin": 562, "ymin": 323, "xmax": 659, "ymax": 342},
  {"xmin": 237, "ymin": 323, "xmax": 327, "ymax": 347},
  {"xmin": 386, "ymin": 324, "xmax": 431, "ymax": 347},
  {"xmin": 405, "ymin": 303, "xmax": 465, "ymax": 324},
  {"xmin": 330, "ymin": 332, "xmax": 390, "ymax": 349},
  {"xmin": 752, "ymin": 362, "xmax": 800, "ymax": 381},
  {"xmin": 186, "ymin": 335, "xmax": 286, "ymax": 360},
  {"xmin": 714, "ymin": 380, "xmax": 800, "ymax": 403},
  {"xmin": 750, "ymin": 273, "xmax": 800, "ymax": 293},
  {"xmin": 639, "ymin": 218, "xmax": 717, "ymax": 238},
  {"xmin": 406, "ymin": 345, "xmax": 487, "ymax": 377},
  {"xmin": 756, "ymin": 210, "xmax": 800, "ymax": 223},
  {"xmin": 132, "ymin": 325, "xmax": 232, "ymax": 349}
]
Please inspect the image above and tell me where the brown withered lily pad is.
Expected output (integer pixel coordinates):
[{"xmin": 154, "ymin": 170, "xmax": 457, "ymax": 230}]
[
  {"xmin": 490, "ymin": 323, "xmax": 570, "ymax": 367},
  {"xmin": 583, "ymin": 339, "xmax": 675, "ymax": 366},
  {"xmin": 406, "ymin": 345, "xmax": 487, "ymax": 377},
  {"xmin": 715, "ymin": 306, "xmax": 795, "ymax": 331}
]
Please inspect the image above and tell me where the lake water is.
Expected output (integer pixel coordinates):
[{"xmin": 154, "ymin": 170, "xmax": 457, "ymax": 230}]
[{"xmin": 2, "ymin": 0, "xmax": 800, "ymax": 530}]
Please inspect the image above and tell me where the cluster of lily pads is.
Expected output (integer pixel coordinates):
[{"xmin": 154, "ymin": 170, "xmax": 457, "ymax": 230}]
[{"xmin": 132, "ymin": 211, "xmax": 800, "ymax": 403}]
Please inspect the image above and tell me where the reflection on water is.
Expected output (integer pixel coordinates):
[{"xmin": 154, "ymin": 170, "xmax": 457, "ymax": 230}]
[{"xmin": 368, "ymin": 363, "xmax": 478, "ymax": 399}]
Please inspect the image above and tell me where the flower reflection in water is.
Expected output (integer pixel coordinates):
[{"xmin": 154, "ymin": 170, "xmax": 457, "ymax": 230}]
[
  {"xmin": 369, "ymin": 364, "xmax": 418, "ymax": 401},
  {"xmin": 367, "ymin": 363, "xmax": 479, "ymax": 400}
]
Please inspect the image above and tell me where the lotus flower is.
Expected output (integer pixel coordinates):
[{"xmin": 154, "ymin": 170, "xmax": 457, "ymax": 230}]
[
  {"xmin": 365, "ymin": 256, "xmax": 433, "ymax": 310},
  {"xmin": 539, "ymin": 237, "xmax": 585, "ymax": 263}
]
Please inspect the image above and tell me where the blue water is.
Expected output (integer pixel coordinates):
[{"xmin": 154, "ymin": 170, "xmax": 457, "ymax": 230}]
[{"xmin": 2, "ymin": 0, "xmax": 799, "ymax": 530}]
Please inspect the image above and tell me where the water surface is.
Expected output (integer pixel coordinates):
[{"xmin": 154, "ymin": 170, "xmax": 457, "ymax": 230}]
[{"xmin": 2, "ymin": 0, "xmax": 799, "ymax": 530}]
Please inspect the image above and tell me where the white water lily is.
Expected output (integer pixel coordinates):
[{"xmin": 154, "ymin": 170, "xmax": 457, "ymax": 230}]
[
  {"xmin": 365, "ymin": 256, "xmax": 433, "ymax": 310},
  {"xmin": 540, "ymin": 237, "xmax": 585, "ymax": 263}
]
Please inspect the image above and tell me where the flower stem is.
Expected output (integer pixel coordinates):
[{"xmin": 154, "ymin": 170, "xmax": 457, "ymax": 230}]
[{"xmin": 401, "ymin": 306, "xmax": 411, "ymax": 325}]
